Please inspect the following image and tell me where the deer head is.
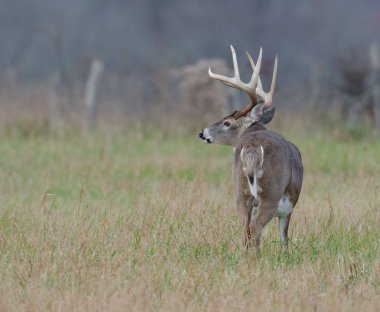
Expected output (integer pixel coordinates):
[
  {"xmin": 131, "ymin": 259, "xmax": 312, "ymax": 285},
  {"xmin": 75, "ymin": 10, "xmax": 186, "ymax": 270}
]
[{"xmin": 199, "ymin": 45, "xmax": 278, "ymax": 146}]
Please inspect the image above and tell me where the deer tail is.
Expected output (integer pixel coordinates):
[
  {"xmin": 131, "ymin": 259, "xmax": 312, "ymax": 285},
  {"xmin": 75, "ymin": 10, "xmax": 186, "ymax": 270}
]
[{"xmin": 240, "ymin": 146, "xmax": 264, "ymax": 198}]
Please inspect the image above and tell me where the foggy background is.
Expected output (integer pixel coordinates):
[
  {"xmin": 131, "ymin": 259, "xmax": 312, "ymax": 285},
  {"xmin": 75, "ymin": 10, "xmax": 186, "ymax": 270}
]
[{"xmin": 1, "ymin": 0, "xmax": 379, "ymax": 130}]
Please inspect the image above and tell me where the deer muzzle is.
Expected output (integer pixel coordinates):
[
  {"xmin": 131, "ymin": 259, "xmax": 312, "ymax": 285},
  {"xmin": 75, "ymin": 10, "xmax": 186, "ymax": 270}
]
[{"xmin": 198, "ymin": 129, "xmax": 213, "ymax": 143}]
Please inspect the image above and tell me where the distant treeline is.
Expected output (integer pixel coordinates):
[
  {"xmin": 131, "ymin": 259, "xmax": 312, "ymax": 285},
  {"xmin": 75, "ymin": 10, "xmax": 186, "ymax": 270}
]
[{"xmin": 1, "ymin": 0, "xmax": 379, "ymax": 85}]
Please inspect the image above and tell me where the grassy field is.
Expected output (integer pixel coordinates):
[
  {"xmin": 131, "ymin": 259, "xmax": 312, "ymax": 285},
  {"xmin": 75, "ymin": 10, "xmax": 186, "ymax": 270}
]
[{"xmin": 0, "ymin": 123, "xmax": 379, "ymax": 311}]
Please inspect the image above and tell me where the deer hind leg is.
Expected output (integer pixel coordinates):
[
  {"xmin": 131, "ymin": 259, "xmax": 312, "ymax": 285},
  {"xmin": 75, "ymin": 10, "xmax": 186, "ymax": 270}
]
[
  {"xmin": 277, "ymin": 195, "xmax": 294, "ymax": 248},
  {"xmin": 238, "ymin": 197, "xmax": 255, "ymax": 248},
  {"xmin": 249, "ymin": 200, "xmax": 278, "ymax": 256},
  {"xmin": 278, "ymin": 213, "xmax": 291, "ymax": 249}
]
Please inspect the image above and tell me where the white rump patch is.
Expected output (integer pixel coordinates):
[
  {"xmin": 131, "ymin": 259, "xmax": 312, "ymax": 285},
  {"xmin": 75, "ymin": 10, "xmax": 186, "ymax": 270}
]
[{"xmin": 276, "ymin": 195, "xmax": 293, "ymax": 217}]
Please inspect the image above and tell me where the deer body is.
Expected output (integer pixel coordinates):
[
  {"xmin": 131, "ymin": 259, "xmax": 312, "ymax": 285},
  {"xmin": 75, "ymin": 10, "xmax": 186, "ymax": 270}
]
[
  {"xmin": 234, "ymin": 124, "xmax": 303, "ymax": 250},
  {"xmin": 199, "ymin": 46, "xmax": 303, "ymax": 254}
]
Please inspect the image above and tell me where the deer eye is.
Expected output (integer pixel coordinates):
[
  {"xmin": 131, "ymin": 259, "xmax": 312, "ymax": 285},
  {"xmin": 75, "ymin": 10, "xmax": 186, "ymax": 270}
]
[{"xmin": 223, "ymin": 121, "xmax": 231, "ymax": 127}]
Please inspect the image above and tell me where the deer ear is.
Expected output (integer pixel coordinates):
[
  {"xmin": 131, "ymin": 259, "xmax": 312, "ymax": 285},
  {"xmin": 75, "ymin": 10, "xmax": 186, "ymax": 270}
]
[
  {"xmin": 260, "ymin": 107, "xmax": 275, "ymax": 124},
  {"xmin": 250, "ymin": 103, "xmax": 264, "ymax": 121}
]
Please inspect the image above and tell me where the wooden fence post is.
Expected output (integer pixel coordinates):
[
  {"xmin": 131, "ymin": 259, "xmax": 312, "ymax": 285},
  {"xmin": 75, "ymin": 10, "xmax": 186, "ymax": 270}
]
[
  {"xmin": 370, "ymin": 44, "xmax": 380, "ymax": 133},
  {"xmin": 84, "ymin": 60, "xmax": 104, "ymax": 129}
]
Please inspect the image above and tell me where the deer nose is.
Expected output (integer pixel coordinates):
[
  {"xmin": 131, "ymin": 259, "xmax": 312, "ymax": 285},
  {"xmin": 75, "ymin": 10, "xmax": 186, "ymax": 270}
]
[{"xmin": 198, "ymin": 131, "xmax": 204, "ymax": 139}]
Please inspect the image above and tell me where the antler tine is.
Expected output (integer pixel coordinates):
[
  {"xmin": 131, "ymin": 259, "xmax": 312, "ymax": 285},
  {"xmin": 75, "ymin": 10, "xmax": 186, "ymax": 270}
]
[
  {"xmin": 208, "ymin": 45, "xmax": 259, "ymax": 105},
  {"xmin": 228, "ymin": 48, "xmax": 263, "ymax": 119},
  {"xmin": 261, "ymin": 54, "xmax": 278, "ymax": 108},
  {"xmin": 208, "ymin": 67, "xmax": 232, "ymax": 87},
  {"xmin": 246, "ymin": 51, "xmax": 278, "ymax": 108},
  {"xmin": 209, "ymin": 45, "xmax": 241, "ymax": 89},
  {"xmin": 247, "ymin": 47, "xmax": 262, "ymax": 90},
  {"xmin": 230, "ymin": 45, "xmax": 240, "ymax": 79},
  {"xmin": 246, "ymin": 49, "xmax": 262, "ymax": 89},
  {"xmin": 208, "ymin": 46, "xmax": 239, "ymax": 88},
  {"xmin": 269, "ymin": 55, "xmax": 278, "ymax": 98}
]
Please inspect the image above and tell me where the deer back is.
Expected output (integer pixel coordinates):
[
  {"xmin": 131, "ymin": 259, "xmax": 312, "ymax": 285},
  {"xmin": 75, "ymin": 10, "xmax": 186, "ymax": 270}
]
[{"xmin": 236, "ymin": 123, "xmax": 303, "ymax": 205}]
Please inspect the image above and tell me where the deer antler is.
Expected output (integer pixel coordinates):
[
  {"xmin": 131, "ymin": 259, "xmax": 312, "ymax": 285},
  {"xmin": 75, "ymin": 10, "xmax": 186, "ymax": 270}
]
[
  {"xmin": 246, "ymin": 52, "xmax": 278, "ymax": 108},
  {"xmin": 209, "ymin": 46, "xmax": 278, "ymax": 118},
  {"xmin": 209, "ymin": 45, "xmax": 262, "ymax": 118}
]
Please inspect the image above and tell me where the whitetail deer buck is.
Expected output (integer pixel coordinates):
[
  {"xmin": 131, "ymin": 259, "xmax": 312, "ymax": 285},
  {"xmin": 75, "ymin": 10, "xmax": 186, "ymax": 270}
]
[{"xmin": 199, "ymin": 46, "xmax": 303, "ymax": 254}]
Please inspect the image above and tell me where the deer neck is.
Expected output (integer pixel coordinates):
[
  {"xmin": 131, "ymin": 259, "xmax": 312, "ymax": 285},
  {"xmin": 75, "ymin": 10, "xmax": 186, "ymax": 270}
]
[{"xmin": 232, "ymin": 121, "xmax": 267, "ymax": 147}]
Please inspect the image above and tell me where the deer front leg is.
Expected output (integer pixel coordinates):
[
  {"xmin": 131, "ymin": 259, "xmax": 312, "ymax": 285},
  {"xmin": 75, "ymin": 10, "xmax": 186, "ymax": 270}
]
[{"xmin": 249, "ymin": 200, "xmax": 278, "ymax": 256}]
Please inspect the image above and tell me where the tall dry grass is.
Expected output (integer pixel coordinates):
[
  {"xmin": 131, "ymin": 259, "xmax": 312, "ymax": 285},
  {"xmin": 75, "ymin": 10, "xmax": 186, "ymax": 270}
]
[{"xmin": 0, "ymin": 119, "xmax": 379, "ymax": 311}]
